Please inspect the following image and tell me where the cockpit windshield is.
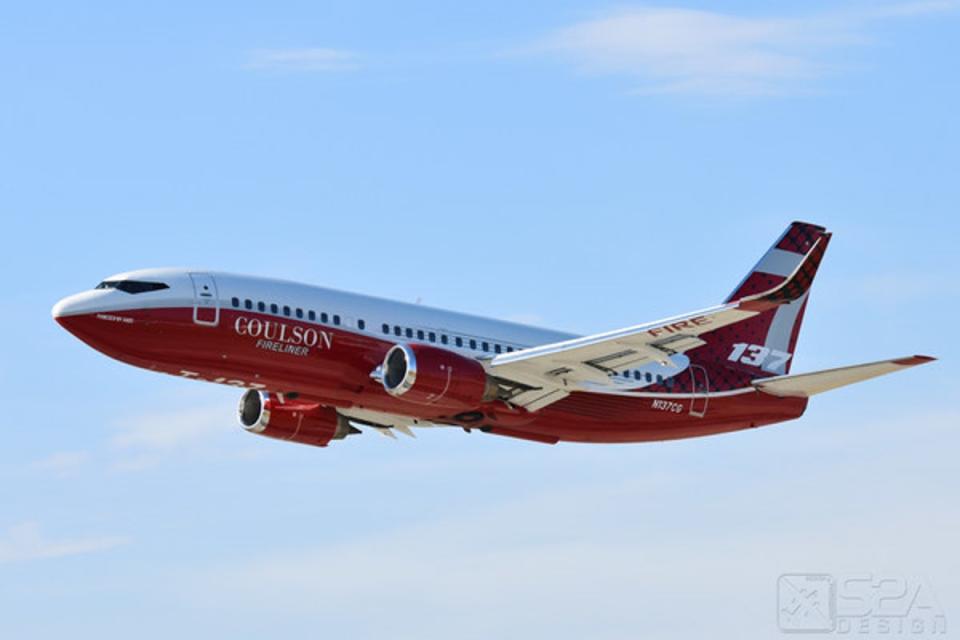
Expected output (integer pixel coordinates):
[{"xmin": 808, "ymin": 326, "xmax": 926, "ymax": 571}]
[{"xmin": 95, "ymin": 280, "xmax": 170, "ymax": 294}]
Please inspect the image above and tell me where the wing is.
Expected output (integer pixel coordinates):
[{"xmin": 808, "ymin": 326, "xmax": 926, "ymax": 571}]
[
  {"xmin": 752, "ymin": 355, "xmax": 936, "ymax": 398},
  {"xmin": 489, "ymin": 234, "xmax": 830, "ymax": 411}
]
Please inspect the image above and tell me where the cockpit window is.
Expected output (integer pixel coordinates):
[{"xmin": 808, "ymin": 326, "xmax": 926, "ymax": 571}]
[{"xmin": 96, "ymin": 280, "xmax": 169, "ymax": 294}]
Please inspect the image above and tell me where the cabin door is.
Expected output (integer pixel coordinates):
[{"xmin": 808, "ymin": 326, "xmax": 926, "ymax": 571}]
[
  {"xmin": 689, "ymin": 365, "xmax": 709, "ymax": 418},
  {"xmin": 189, "ymin": 273, "xmax": 220, "ymax": 326}
]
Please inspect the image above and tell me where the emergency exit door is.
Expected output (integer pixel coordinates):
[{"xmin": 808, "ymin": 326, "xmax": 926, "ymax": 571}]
[{"xmin": 689, "ymin": 365, "xmax": 709, "ymax": 418}]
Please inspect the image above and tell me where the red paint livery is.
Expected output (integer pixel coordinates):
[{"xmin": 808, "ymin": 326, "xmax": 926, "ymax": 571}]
[
  {"xmin": 52, "ymin": 223, "xmax": 934, "ymax": 447},
  {"xmin": 382, "ymin": 343, "xmax": 497, "ymax": 411}
]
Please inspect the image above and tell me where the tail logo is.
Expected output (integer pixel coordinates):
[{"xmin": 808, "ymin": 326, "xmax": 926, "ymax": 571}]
[{"xmin": 728, "ymin": 342, "xmax": 792, "ymax": 373}]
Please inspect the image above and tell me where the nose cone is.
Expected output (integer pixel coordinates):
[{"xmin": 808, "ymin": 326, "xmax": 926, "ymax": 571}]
[
  {"xmin": 51, "ymin": 290, "xmax": 119, "ymax": 344},
  {"xmin": 52, "ymin": 290, "xmax": 111, "ymax": 321},
  {"xmin": 53, "ymin": 293, "xmax": 86, "ymax": 330},
  {"xmin": 52, "ymin": 294, "xmax": 79, "ymax": 321},
  {"xmin": 51, "ymin": 288, "xmax": 145, "ymax": 368}
]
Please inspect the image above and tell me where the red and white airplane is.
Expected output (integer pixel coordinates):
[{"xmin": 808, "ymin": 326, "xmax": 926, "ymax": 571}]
[{"xmin": 53, "ymin": 222, "xmax": 933, "ymax": 447}]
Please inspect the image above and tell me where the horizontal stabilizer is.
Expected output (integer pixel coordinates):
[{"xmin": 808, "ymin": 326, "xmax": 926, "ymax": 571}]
[{"xmin": 753, "ymin": 355, "xmax": 936, "ymax": 398}]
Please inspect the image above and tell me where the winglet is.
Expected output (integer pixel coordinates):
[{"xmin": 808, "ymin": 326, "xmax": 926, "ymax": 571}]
[
  {"xmin": 738, "ymin": 232, "xmax": 831, "ymax": 312},
  {"xmin": 726, "ymin": 221, "xmax": 829, "ymax": 303}
]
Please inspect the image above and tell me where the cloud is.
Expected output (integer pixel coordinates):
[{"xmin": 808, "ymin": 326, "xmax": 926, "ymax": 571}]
[
  {"xmin": 189, "ymin": 479, "xmax": 959, "ymax": 637},
  {"xmin": 26, "ymin": 401, "xmax": 248, "ymax": 476},
  {"xmin": 867, "ymin": 0, "xmax": 960, "ymax": 17},
  {"xmin": 531, "ymin": 2, "xmax": 958, "ymax": 96},
  {"xmin": 112, "ymin": 405, "xmax": 228, "ymax": 451},
  {"xmin": 188, "ymin": 485, "xmax": 755, "ymax": 627},
  {"xmin": 33, "ymin": 450, "xmax": 90, "ymax": 475},
  {"xmin": 180, "ymin": 407, "xmax": 960, "ymax": 637},
  {"xmin": 850, "ymin": 271, "xmax": 960, "ymax": 304},
  {"xmin": 247, "ymin": 48, "xmax": 359, "ymax": 72},
  {"xmin": 0, "ymin": 522, "xmax": 129, "ymax": 564},
  {"xmin": 110, "ymin": 405, "xmax": 238, "ymax": 471}
]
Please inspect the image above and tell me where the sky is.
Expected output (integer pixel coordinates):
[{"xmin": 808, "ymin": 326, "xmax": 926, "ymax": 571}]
[{"xmin": 1, "ymin": 1, "xmax": 958, "ymax": 638}]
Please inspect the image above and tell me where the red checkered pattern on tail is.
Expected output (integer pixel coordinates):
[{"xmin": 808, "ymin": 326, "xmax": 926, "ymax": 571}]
[
  {"xmin": 681, "ymin": 222, "xmax": 829, "ymax": 392},
  {"xmin": 726, "ymin": 221, "xmax": 827, "ymax": 303}
]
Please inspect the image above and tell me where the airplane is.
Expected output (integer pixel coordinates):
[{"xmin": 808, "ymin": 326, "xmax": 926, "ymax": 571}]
[{"xmin": 52, "ymin": 221, "xmax": 934, "ymax": 447}]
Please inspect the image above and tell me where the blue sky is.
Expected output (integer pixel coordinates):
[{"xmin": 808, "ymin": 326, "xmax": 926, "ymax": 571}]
[{"xmin": 1, "ymin": 2, "xmax": 958, "ymax": 638}]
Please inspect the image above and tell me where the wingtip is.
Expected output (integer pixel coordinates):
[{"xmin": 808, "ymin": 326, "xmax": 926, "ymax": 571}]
[{"xmin": 893, "ymin": 355, "xmax": 937, "ymax": 366}]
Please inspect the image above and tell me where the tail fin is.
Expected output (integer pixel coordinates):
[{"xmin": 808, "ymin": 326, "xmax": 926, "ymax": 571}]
[{"xmin": 693, "ymin": 222, "xmax": 831, "ymax": 385}]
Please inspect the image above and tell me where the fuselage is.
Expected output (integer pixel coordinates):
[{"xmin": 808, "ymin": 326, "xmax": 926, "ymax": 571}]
[{"xmin": 52, "ymin": 268, "xmax": 807, "ymax": 444}]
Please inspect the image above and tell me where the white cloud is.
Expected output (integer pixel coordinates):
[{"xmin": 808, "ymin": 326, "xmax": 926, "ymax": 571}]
[
  {"xmin": 247, "ymin": 48, "xmax": 359, "ymax": 72},
  {"xmin": 867, "ymin": 0, "xmax": 960, "ymax": 17},
  {"xmin": 854, "ymin": 271, "xmax": 959, "ymax": 303},
  {"xmin": 0, "ymin": 522, "xmax": 128, "ymax": 564},
  {"xmin": 189, "ymin": 486, "xmax": 959, "ymax": 637},
  {"xmin": 109, "ymin": 404, "xmax": 240, "ymax": 471},
  {"xmin": 532, "ymin": 2, "xmax": 958, "ymax": 96},
  {"xmin": 178, "ymin": 407, "xmax": 959, "ymax": 638},
  {"xmin": 27, "ymin": 402, "xmax": 247, "ymax": 475},
  {"xmin": 111, "ymin": 405, "xmax": 228, "ymax": 451},
  {"xmin": 33, "ymin": 450, "xmax": 90, "ymax": 475}
]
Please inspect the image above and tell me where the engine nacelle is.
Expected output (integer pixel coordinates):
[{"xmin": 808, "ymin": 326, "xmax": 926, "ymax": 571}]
[
  {"xmin": 237, "ymin": 390, "xmax": 353, "ymax": 447},
  {"xmin": 381, "ymin": 343, "xmax": 497, "ymax": 412}
]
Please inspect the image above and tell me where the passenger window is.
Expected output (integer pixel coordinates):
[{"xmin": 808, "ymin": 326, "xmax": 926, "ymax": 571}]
[
  {"xmin": 469, "ymin": 339, "xmax": 477, "ymax": 350},
  {"xmin": 417, "ymin": 329, "xmax": 424, "ymax": 340},
  {"xmin": 321, "ymin": 312, "xmax": 329, "ymax": 323},
  {"xmin": 482, "ymin": 341, "xmax": 489, "ymax": 352},
  {"xmin": 494, "ymin": 344, "xmax": 502, "ymax": 354},
  {"xmin": 455, "ymin": 337, "xmax": 463, "ymax": 347},
  {"xmin": 394, "ymin": 326, "xmax": 402, "ymax": 336},
  {"xmin": 428, "ymin": 332, "xmax": 436, "ymax": 343},
  {"xmin": 333, "ymin": 315, "xmax": 341, "ymax": 326},
  {"xmin": 244, "ymin": 299, "xmax": 253, "ymax": 310},
  {"xmin": 634, "ymin": 371, "xmax": 641, "ymax": 380},
  {"xmin": 270, "ymin": 303, "xmax": 278, "ymax": 314},
  {"xmin": 258, "ymin": 302, "xmax": 266, "ymax": 312},
  {"xmin": 283, "ymin": 306, "xmax": 291, "ymax": 317},
  {"xmin": 441, "ymin": 335, "xmax": 448, "ymax": 345},
  {"xmin": 645, "ymin": 373, "xmax": 652, "ymax": 383},
  {"xmin": 405, "ymin": 328, "xmax": 413, "ymax": 338},
  {"xmin": 296, "ymin": 308, "xmax": 303, "ymax": 319},
  {"xmin": 656, "ymin": 375, "xmax": 664, "ymax": 384},
  {"xmin": 231, "ymin": 297, "xmax": 239, "ymax": 308},
  {"xmin": 506, "ymin": 346, "xmax": 514, "ymax": 353},
  {"xmin": 382, "ymin": 323, "xmax": 389, "ymax": 334},
  {"xmin": 308, "ymin": 310, "xmax": 316, "ymax": 321}
]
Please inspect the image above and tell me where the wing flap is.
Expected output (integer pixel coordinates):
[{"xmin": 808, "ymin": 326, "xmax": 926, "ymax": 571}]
[
  {"xmin": 753, "ymin": 355, "xmax": 936, "ymax": 398},
  {"xmin": 509, "ymin": 388, "xmax": 571, "ymax": 412},
  {"xmin": 491, "ymin": 235, "xmax": 829, "ymax": 409}
]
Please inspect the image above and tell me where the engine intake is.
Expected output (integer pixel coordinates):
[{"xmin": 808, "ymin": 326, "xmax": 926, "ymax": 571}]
[
  {"xmin": 238, "ymin": 390, "xmax": 355, "ymax": 447},
  {"xmin": 381, "ymin": 343, "xmax": 497, "ymax": 411}
]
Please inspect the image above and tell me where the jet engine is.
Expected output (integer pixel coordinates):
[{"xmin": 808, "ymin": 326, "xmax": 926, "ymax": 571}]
[
  {"xmin": 237, "ymin": 390, "xmax": 356, "ymax": 447},
  {"xmin": 381, "ymin": 343, "xmax": 497, "ymax": 411}
]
